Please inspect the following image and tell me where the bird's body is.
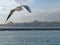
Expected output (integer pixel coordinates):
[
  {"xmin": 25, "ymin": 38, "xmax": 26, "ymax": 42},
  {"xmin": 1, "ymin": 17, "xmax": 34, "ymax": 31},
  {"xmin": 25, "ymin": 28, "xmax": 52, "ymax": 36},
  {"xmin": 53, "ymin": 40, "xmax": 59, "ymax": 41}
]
[
  {"xmin": 5, "ymin": 5, "xmax": 32, "ymax": 22},
  {"xmin": 15, "ymin": 6, "xmax": 23, "ymax": 11}
]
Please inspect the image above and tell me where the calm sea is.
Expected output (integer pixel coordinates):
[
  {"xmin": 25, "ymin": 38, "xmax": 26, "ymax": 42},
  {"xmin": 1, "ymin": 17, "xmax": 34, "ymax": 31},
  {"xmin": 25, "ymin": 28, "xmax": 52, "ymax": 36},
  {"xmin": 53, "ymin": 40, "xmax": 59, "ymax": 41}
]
[{"xmin": 0, "ymin": 30, "xmax": 60, "ymax": 45}]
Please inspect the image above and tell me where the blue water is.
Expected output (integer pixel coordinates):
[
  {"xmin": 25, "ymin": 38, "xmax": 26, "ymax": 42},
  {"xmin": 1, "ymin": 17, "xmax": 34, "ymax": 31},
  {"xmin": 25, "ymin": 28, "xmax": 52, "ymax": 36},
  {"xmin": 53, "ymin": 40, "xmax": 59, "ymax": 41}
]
[{"xmin": 0, "ymin": 30, "xmax": 60, "ymax": 45}]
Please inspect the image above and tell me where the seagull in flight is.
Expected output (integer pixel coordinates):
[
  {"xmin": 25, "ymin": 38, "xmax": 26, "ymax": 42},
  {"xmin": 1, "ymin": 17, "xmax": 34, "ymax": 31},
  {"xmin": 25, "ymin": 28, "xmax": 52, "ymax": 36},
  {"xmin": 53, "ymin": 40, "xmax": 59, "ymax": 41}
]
[{"xmin": 5, "ymin": 5, "xmax": 32, "ymax": 22}]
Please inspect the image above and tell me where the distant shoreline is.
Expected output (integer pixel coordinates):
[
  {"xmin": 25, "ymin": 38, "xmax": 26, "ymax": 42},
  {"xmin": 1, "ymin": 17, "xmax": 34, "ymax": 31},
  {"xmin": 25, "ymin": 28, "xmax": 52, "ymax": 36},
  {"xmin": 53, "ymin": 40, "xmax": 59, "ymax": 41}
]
[{"xmin": 0, "ymin": 27, "xmax": 60, "ymax": 31}]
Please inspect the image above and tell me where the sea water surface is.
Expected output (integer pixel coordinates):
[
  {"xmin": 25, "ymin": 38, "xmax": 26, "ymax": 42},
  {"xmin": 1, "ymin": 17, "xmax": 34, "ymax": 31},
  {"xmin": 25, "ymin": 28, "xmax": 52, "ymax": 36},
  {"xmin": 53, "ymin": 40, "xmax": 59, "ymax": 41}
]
[{"xmin": 0, "ymin": 30, "xmax": 60, "ymax": 45}]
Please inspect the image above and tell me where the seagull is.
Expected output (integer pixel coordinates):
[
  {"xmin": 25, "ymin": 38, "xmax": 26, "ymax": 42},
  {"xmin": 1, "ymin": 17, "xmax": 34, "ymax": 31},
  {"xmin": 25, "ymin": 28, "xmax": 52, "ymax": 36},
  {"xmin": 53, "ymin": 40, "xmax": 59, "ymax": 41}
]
[{"xmin": 5, "ymin": 5, "xmax": 32, "ymax": 22}]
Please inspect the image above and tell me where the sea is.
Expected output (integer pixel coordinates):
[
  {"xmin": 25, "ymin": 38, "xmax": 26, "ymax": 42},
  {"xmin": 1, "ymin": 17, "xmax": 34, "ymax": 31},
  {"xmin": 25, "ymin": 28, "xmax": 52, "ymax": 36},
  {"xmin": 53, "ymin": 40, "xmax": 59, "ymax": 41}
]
[{"xmin": 0, "ymin": 30, "xmax": 60, "ymax": 45}]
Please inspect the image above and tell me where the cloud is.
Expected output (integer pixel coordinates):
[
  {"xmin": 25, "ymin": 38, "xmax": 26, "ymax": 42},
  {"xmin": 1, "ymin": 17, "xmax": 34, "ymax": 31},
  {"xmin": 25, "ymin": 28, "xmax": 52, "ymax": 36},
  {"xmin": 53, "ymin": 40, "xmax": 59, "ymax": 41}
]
[
  {"xmin": 0, "ymin": 0, "xmax": 18, "ymax": 8},
  {"xmin": 22, "ymin": 8, "xmax": 60, "ymax": 22},
  {"xmin": 39, "ymin": 9, "xmax": 60, "ymax": 21},
  {"xmin": 0, "ymin": 7, "xmax": 8, "ymax": 14},
  {"xmin": 14, "ymin": 0, "xmax": 34, "ymax": 4}
]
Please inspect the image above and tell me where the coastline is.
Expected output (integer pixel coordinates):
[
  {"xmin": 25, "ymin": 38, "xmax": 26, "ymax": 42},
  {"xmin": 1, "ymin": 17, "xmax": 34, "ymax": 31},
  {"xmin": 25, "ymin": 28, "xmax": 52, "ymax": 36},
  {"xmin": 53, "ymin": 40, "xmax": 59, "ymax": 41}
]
[{"xmin": 0, "ymin": 27, "xmax": 60, "ymax": 31}]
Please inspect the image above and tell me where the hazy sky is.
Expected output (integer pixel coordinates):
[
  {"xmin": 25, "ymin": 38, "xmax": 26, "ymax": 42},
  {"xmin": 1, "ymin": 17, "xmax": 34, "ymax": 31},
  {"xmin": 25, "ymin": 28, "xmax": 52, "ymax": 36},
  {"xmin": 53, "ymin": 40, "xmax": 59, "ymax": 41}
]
[{"xmin": 0, "ymin": 0, "xmax": 60, "ymax": 24}]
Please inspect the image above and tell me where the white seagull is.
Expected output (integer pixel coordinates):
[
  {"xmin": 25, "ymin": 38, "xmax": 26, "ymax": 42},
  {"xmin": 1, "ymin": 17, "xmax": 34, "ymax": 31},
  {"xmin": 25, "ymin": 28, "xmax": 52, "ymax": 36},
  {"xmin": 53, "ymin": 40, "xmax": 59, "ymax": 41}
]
[{"xmin": 5, "ymin": 5, "xmax": 32, "ymax": 22}]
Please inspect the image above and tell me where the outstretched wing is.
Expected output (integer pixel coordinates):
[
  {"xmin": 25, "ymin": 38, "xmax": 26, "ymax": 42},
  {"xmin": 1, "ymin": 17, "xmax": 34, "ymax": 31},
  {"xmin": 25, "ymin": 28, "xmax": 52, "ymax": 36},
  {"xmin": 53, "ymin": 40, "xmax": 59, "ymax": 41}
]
[
  {"xmin": 5, "ymin": 9, "xmax": 15, "ymax": 22},
  {"xmin": 23, "ymin": 5, "xmax": 32, "ymax": 13}
]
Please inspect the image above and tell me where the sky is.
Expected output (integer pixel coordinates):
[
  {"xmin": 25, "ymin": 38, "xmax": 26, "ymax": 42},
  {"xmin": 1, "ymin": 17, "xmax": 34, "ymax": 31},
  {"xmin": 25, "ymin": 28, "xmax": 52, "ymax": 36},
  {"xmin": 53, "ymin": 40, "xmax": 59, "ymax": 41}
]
[{"xmin": 0, "ymin": 0, "xmax": 60, "ymax": 24}]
